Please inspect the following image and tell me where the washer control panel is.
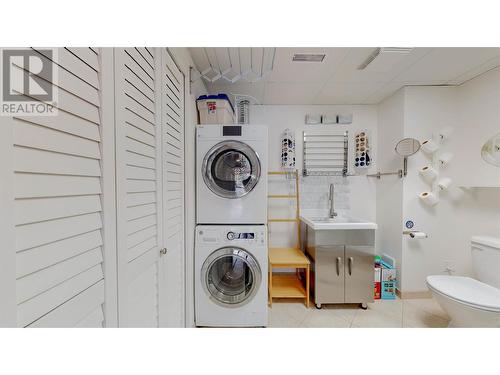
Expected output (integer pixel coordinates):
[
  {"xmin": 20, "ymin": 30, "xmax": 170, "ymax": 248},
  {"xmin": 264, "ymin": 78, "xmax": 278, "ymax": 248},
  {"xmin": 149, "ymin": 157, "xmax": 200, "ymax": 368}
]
[
  {"xmin": 197, "ymin": 226, "xmax": 266, "ymax": 245},
  {"xmin": 226, "ymin": 231, "xmax": 255, "ymax": 241}
]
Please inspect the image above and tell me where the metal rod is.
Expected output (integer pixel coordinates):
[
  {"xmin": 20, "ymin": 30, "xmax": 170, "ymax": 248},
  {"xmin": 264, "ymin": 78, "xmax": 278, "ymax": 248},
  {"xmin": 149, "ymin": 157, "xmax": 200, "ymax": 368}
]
[{"xmin": 367, "ymin": 170, "xmax": 403, "ymax": 179}]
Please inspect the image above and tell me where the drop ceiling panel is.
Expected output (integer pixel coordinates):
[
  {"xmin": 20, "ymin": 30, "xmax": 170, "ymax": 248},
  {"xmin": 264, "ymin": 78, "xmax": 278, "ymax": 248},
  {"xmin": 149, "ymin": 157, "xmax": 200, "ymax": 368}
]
[
  {"xmin": 328, "ymin": 48, "xmax": 431, "ymax": 83},
  {"xmin": 263, "ymin": 82, "xmax": 323, "ymax": 105},
  {"xmin": 189, "ymin": 47, "xmax": 500, "ymax": 105},
  {"xmin": 396, "ymin": 48, "xmax": 500, "ymax": 84},
  {"xmin": 266, "ymin": 47, "xmax": 349, "ymax": 83},
  {"xmin": 447, "ymin": 54, "xmax": 500, "ymax": 84},
  {"xmin": 314, "ymin": 82, "xmax": 384, "ymax": 105},
  {"xmin": 362, "ymin": 81, "xmax": 406, "ymax": 104}
]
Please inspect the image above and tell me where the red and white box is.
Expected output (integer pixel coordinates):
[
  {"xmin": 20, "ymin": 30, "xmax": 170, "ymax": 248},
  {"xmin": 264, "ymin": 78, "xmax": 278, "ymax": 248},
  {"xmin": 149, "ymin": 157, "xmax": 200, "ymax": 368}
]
[{"xmin": 374, "ymin": 266, "xmax": 381, "ymax": 299}]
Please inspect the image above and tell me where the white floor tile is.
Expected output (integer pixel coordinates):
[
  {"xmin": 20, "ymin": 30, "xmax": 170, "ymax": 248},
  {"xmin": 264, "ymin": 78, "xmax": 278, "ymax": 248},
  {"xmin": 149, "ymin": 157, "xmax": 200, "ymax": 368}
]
[{"xmin": 268, "ymin": 297, "xmax": 449, "ymax": 328}]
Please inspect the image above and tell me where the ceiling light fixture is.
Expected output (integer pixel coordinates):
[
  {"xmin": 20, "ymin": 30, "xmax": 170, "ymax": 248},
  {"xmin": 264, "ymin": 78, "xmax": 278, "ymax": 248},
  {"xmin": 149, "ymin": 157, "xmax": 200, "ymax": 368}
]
[
  {"xmin": 358, "ymin": 47, "xmax": 414, "ymax": 70},
  {"xmin": 292, "ymin": 53, "xmax": 326, "ymax": 62}
]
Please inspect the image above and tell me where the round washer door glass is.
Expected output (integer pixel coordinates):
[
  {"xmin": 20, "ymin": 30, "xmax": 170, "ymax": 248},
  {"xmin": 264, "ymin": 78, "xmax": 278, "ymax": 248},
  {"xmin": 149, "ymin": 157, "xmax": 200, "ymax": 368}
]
[
  {"xmin": 203, "ymin": 141, "xmax": 261, "ymax": 199},
  {"xmin": 202, "ymin": 247, "xmax": 261, "ymax": 307}
]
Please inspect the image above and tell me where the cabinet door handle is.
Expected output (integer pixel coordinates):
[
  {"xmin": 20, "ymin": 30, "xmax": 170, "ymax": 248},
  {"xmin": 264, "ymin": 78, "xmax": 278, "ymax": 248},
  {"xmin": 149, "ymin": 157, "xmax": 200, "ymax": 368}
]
[
  {"xmin": 336, "ymin": 257, "xmax": 341, "ymax": 276},
  {"xmin": 348, "ymin": 257, "xmax": 354, "ymax": 275}
]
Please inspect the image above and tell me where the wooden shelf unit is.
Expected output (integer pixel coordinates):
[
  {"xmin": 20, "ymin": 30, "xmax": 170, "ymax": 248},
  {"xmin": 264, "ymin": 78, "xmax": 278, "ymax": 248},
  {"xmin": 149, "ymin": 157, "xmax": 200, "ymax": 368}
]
[{"xmin": 267, "ymin": 170, "xmax": 310, "ymax": 307}]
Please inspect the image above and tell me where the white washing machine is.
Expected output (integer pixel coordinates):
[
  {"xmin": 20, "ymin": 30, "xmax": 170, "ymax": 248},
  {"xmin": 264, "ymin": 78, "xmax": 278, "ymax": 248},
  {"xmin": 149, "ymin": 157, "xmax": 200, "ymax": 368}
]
[
  {"xmin": 195, "ymin": 224, "xmax": 268, "ymax": 327},
  {"xmin": 196, "ymin": 124, "xmax": 268, "ymax": 224}
]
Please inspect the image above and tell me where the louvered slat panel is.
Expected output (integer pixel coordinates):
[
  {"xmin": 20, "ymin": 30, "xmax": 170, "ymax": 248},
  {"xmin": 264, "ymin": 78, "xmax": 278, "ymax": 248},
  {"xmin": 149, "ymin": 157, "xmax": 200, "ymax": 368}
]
[
  {"xmin": 13, "ymin": 51, "xmax": 100, "ymax": 106},
  {"xmin": 16, "ymin": 231, "xmax": 102, "ymax": 278},
  {"xmin": 127, "ymin": 192, "xmax": 156, "ymax": 207},
  {"xmin": 14, "ymin": 119, "xmax": 101, "ymax": 158},
  {"xmin": 34, "ymin": 48, "xmax": 99, "ymax": 89},
  {"xmin": 126, "ymin": 139, "xmax": 156, "ymax": 159},
  {"xmin": 15, "ymin": 195, "xmax": 102, "ymax": 225},
  {"xmin": 13, "ymin": 48, "xmax": 105, "ymax": 327},
  {"xmin": 15, "ymin": 174, "xmax": 101, "ymax": 198},
  {"xmin": 16, "ymin": 212, "xmax": 103, "ymax": 252},
  {"xmin": 28, "ymin": 280, "xmax": 104, "ymax": 328},
  {"xmin": 124, "ymin": 65, "xmax": 155, "ymax": 102},
  {"xmin": 75, "ymin": 305, "xmax": 105, "ymax": 328},
  {"xmin": 66, "ymin": 48, "xmax": 99, "ymax": 71},
  {"xmin": 16, "ymin": 248, "xmax": 103, "ymax": 304},
  {"xmin": 18, "ymin": 265, "xmax": 103, "ymax": 327},
  {"xmin": 15, "ymin": 111, "xmax": 100, "ymax": 141},
  {"xmin": 161, "ymin": 49, "xmax": 185, "ymax": 326},
  {"xmin": 127, "ymin": 236, "xmax": 157, "ymax": 263},
  {"xmin": 14, "ymin": 147, "xmax": 101, "ymax": 176},
  {"xmin": 116, "ymin": 48, "xmax": 160, "ymax": 327}
]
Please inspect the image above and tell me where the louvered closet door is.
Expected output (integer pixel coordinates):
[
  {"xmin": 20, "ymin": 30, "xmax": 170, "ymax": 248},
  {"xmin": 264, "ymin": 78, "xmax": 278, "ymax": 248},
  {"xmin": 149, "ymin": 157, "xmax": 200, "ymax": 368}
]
[
  {"xmin": 114, "ymin": 48, "xmax": 163, "ymax": 327},
  {"xmin": 159, "ymin": 49, "xmax": 185, "ymax": 327},
  {"xmin": 12, "ymin": 48, "xmax": 106, "ymax": 327}
]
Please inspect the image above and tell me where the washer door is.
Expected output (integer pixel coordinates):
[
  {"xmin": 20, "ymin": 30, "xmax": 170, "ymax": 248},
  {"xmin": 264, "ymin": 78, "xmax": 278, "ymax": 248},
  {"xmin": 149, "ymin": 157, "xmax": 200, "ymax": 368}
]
[
  {"xmin": 202, "ymin": 247, "xmax": 261, "ymax": 307},
  {"xmin": 202, "ymin": 141, "xmax": 261, "ymax": 199}
]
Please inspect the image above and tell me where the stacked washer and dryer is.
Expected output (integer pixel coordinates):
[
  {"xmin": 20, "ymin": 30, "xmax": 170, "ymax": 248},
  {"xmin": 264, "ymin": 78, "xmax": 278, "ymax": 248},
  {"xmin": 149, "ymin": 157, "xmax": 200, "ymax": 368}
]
[{"xmin": 195, "ymin": 124, "xmax": 268, "ymax": 327}]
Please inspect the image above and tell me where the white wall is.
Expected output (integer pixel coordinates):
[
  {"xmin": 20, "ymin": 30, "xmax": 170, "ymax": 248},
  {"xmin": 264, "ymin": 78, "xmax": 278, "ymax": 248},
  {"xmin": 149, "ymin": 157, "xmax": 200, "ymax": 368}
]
[
  {"xmin": 376, "ymin": 89, "xmax": 405, "ymax": 288},
  {"xmin": 402, "ymin": 86, "xmax": 500, "ymax": 292},
  {"xmin": 250, "ymin": 105, "xmax": 378, "ymax": 248},
  {"xmin": 169, "ymin": 48, "xmax": 206, "ymax": 327},
  {"xmin": 450, "ymin": 66, "xmax": 500, "ymax": 186},
  {"xmin": 377, "ymin": 83, "xmax": 500, "ymax": 294}
]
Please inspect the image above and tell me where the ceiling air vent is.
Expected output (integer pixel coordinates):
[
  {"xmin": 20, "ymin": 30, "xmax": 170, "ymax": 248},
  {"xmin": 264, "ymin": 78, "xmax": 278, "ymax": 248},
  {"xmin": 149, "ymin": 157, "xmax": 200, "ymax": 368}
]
[
  {"xmin": 292, "ymin": 53, "xmax": 325, "ymax": 62},
  {"xmin": 358, "ymin": 47, "xmax": 413, "ymax": 71}
]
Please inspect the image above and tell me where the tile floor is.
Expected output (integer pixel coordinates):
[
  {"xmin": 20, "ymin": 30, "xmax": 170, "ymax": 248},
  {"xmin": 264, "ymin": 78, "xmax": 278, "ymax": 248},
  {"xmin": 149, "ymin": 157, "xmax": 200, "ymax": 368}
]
[{"xmin": 268, "ymin": 297, "xmax": 450, "ymax": 328}]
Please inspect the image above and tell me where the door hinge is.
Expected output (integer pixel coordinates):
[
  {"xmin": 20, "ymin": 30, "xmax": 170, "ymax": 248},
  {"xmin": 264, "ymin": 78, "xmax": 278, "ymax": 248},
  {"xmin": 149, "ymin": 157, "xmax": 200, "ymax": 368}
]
[{"xmin": 160, "ymin": 248, "xmax": 167, "ymax": 255}]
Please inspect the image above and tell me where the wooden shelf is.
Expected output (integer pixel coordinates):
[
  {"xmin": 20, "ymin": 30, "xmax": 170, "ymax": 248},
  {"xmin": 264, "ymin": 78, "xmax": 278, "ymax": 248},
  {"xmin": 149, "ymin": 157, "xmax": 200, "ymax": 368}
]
[
  {"xmin": 271, "ymin": 274, "xmax": 307, "ymax": 299},
  {"xmin": 268, "ymin": 171, "xmax": 298, "ymax": 175},
  {"xmin": 267, "ymin": 218, "xmax": 298, "ymax": 223},
  {"xmin": 269, "ymin": 247, "xmax": 310, "ymax": 268}
]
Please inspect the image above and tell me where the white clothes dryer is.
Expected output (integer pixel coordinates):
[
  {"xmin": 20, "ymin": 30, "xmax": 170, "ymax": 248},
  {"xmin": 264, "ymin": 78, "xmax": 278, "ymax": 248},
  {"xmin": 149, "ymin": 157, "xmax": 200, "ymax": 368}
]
[{"xmin": 196, "ymin": 125, "xmax": 268, "ymax": 224}]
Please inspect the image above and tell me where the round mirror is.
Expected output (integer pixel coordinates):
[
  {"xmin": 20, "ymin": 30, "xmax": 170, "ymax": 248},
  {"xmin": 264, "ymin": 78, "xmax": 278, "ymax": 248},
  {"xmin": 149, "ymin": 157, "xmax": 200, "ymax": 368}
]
[
  {"xmin": 395, "ymin": 138, "xmax": 421, "ymax": 157},
  {"xmin": 481, "ymin": 133, "xmax": 500, "ymax": 167}
]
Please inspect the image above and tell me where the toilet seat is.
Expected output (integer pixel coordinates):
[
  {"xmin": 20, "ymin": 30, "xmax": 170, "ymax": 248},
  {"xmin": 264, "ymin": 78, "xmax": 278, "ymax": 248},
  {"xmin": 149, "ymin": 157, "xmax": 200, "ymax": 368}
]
[{"xmin": 427, "ymin": 275, "xmax": 500, "ymax": 313}]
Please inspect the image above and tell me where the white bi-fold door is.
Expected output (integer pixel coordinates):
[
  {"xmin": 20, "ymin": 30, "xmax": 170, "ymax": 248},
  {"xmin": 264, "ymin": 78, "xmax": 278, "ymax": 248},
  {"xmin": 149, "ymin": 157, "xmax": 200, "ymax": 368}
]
[
  {"xmin": 160, "ymin": 49, "xmax": 185, "ymax": 327},
  {"xmin": 114, "ymin": 47, "xmax": 185, "ymax": 327},
  {"xmin": 0, "ymin": 48, "xmax": 108, "ymax": 327},
  {"xmin": 0, "ymin": 47, "xmax": 186, "ymax": 328}
]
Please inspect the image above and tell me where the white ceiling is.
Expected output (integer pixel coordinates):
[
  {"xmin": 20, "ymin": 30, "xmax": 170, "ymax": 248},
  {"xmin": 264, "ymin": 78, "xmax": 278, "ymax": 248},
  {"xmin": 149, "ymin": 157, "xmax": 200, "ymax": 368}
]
[{"xmin": 189, "ymin": 47, "xmax": 500, "ymax": 105}]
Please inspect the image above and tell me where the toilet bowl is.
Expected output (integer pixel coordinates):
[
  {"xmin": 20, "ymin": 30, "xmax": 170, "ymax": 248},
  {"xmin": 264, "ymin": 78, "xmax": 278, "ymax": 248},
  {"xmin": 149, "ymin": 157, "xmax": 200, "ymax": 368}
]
[
  {"xmin": 427, "ymin": 275, "xmax": 500, "ymax": 327},
  {"xmin": 426, "ymin": 236, "xmax": 500, "ymax": 328}
]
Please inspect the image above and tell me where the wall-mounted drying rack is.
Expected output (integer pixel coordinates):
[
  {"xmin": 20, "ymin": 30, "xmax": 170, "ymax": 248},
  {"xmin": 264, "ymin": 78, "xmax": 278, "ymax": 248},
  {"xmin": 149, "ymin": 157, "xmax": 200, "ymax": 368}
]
[{"xmin": 302, "ymin": 130, "xmax": 349, "ymax": 176}]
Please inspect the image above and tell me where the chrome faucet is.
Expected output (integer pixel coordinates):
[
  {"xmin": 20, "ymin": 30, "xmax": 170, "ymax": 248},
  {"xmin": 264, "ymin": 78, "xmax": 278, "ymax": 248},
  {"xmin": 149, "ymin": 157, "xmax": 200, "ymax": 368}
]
[{"xmin": 329, "ymin": 183, "xmax": 337, "ymax": 218}]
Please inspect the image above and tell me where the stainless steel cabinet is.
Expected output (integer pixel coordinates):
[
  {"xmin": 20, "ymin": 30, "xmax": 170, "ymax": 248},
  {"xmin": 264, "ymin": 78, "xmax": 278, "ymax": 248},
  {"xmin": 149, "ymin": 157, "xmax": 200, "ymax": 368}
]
[
  {"xmin": 306, "ymin": 229, "xmax": 375, "ymax": 308},
  {"xmin": 316, "ymin": 245, "xmax": 344, "ymax": 303},
  {"xmin": 345, "ymin": 245, "xmax": 374, "ymax": 304}
]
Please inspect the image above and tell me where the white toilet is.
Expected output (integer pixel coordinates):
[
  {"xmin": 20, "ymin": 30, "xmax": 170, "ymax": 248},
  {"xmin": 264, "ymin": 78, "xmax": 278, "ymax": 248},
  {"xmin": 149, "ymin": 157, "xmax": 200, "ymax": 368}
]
[{"xmin": 427, "ymin": 236, "xmax": 500, "ymax": 327}]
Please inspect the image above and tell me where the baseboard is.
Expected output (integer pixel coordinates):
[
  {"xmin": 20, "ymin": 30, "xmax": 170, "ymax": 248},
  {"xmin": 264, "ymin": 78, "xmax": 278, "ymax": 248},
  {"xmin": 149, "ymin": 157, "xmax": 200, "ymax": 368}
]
[{"xmin": 396, "ymin": 289, "xmax": 432, "ymax": 299}]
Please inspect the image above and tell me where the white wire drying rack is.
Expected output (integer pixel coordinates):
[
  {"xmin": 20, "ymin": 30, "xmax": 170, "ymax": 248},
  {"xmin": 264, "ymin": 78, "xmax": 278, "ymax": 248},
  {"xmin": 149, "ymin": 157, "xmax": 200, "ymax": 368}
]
[{"xmin": 302, "ymin": 130, "xmax": 349, "ymax": 176}]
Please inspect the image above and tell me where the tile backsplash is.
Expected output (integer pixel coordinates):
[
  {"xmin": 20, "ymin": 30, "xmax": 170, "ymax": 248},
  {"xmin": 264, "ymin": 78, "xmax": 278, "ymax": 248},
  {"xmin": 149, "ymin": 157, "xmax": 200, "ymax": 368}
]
[{"xmin": 300, "ymin": 176, "xmax": 350, "ymax": 215}]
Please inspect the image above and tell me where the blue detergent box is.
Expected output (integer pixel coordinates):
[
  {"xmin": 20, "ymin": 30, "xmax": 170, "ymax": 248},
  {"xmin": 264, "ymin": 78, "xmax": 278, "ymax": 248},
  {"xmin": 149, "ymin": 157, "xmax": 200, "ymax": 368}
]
[{"xmin": 381, "ymin": 261, "xmax": 397, "ymax": 300}]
